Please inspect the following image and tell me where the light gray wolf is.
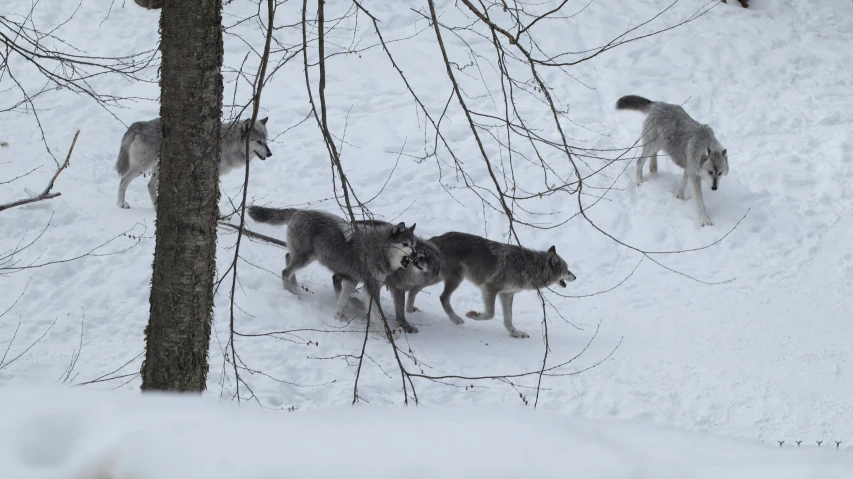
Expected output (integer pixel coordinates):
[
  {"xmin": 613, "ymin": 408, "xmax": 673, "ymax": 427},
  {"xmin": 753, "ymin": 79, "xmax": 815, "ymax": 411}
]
[
  {"xmin": 246, "ymin": 207, "xmax": 417, "ymax": 325},
  {"xmin": 114, "ymin": 117, "xmax": 272, "ymax": 209},
  {"xmin": 331, "ymin": 220, "xmax": 442, "ymax": 334},
  {"xmin": 616, "ymin": 95, "xmax": 728, "ymax": 227},
  {"xmin": 427, "ymin": 232, "xmax": 576, "ymax": 339}
]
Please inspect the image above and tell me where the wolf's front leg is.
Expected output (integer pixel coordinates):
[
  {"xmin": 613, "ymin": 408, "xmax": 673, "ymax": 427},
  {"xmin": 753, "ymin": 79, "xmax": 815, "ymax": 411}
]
[
  {"xmin": 391, "ymin": 287, "xmax": 418, "ymax": 333},
  {"xmin": 439, "ymin": 276, "xmax": 466, "ymax": 325},
  {"xmin": 499, "ymin": 292, "xmax": 528, "ymax": 338},
  {"xmin": 467, "ymin": 287, "xmax": 497, "ymax": 320},
  {"xmin": 689, "ymin": 176, "xmax": 713, "ymax": 226},
  {"xmin": 406, "ymin": 287, "xmax": 423, "ymax": 313},
  {"xmin": 146, "ymin": 164, "xmax": 159, "ymax": 209}
]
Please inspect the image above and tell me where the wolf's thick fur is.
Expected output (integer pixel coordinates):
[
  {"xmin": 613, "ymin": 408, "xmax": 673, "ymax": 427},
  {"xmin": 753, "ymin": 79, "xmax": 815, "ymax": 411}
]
[
  {"xmin": 616, "ymin": 95, "xmax": 729, "ymax": 227},
  {"xmin": 247, "ymin": 206, "xmax": 417, "ymax": 324},
  {"xmin": 114, "ymin": 117, "xmax": 272, "ymax": 209},
  {"xmin": 427, "ymin": 232, "xmax": 576, "ymax": 339},
  {"xmin": 331, "ymin": 220, "xmax": 442, "ymax": 333}
]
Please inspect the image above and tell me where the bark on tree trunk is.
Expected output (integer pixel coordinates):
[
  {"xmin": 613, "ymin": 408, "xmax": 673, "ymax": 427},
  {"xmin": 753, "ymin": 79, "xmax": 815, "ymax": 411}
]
[{"xmin": 140, "ymin": 0, "xmax": 223, "ymax": 392}]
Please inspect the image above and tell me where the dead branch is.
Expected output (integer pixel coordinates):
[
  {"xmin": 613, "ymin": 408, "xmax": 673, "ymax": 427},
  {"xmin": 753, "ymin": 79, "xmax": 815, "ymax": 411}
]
[
  {"xmin": 218, "ymin": 220, "xmax": 287, "ymax": 248},
  {"xmin": 0, "ymin": 130, "xmax": 79, "ymax": 213}
]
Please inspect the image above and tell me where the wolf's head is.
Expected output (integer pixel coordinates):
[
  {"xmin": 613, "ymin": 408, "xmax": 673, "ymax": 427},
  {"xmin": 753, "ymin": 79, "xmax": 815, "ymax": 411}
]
[
  {"xmin": 408, "ymin": 247, "xmax": 440, "ymax": 278},
  {"xmin": 241, "ymin": 117, "xmax": 273, "ymax": 161},
  {"xmin": 697, "ymin": 147, "xmax": 728, "ymax": 191},
  {"xmin": 384, "ymin": 223, "xmax": 417, "ymax": 271},
  {"xmin": 545, "ymin": 245, "xmax": 576, "ymax": 288}
]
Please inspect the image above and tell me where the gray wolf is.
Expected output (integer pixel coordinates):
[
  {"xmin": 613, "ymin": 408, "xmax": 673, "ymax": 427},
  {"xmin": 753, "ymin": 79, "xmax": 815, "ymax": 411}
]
[
  {"xmin": 246, "ymin": 207, "xmax": 417, "ymax": 325},
  {"xmin": 427, "ymin": 232, "xmax": 576, "ymax": 339},
  {"xmin": 616, "ymin": 95, "xmax": 729, "ymax": 227},
  {"xmin": 331, "ymin": 220, "xmax": 442, "ymax": 334},
  {"xmin": 115, "ymin": 117, "xmax": 272, "ymax": 209}
]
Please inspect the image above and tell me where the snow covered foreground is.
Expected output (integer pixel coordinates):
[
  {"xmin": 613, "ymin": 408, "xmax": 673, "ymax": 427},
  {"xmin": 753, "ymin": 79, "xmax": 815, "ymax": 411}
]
[{"xmin": 0, "ymin": 387, "xmax": 850, "ymax": 479}]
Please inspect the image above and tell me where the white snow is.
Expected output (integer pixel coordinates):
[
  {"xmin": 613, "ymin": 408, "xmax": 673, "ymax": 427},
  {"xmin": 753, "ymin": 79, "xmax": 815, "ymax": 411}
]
[
  {"xmin": 2, "ymin": 386, "xmax": 853, "ymax": 479},
  {"xmin": 2, "ymin": 0, "xmax": 853, "ymax": 474}
]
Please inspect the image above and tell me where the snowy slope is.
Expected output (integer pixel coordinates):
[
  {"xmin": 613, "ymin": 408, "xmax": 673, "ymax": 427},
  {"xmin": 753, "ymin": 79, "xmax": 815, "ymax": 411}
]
[
  {"xmin": 3, "ymin": 386, "xmax": 853, "ymax": 479},
  {"xmin": 2, "ymin": 0, "xmax": 853, "ymax": 446}
]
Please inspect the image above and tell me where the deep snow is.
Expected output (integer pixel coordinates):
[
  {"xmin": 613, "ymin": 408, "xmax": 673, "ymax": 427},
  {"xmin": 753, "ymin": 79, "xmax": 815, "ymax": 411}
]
[
  {"xmin": 3, "ymin": 386, "xmax": 853, "ymax": 479},
  {"xmin": 2, "ymin": 0, "xmax": 853, "ymax": 455}
]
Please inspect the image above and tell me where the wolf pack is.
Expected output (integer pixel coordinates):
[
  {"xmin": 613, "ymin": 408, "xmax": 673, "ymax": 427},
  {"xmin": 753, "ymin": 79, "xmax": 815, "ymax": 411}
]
[{"xmin": 114, "ymin": 94, "xmax": 729, "ymax": 337}]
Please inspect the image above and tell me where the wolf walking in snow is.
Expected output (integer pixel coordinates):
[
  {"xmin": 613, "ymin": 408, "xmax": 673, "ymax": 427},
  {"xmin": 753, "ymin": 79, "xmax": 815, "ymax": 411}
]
[
  {"xmin": 247, "ymin": 207, "xmax": 417, "ymax": 325},
  {"xmin": 114, "ymin": 117, "xmax": 272, "ymax": 209},
  {"xmin": 425, "ymin": 232, "xmax": 576, "ymax": 339},
  {"xmin": 616, "ymin": 95, "xmax": 729, "ymax": 227}
]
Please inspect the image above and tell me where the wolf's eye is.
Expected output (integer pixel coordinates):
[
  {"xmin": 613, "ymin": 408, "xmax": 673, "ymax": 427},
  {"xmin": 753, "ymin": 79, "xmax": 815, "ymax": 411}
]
[{"xmin": 402, "ymin": 242, "xmax": 409, "ymax": 247}]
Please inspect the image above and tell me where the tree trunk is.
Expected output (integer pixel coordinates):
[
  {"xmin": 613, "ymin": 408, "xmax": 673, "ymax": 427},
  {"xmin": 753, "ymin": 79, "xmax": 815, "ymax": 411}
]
[{"xmin": 140, "ymin": 0, "xmax": 223, "ymax": 392}]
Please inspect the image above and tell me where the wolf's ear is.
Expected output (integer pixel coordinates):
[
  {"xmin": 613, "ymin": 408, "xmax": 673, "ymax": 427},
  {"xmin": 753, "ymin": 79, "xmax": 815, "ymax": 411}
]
[
  {"xmin": 242, "ymin": 119, "xmax": 252, "ymax": 136},
  {"xmin": 391, "ymin": 222, "xmax": 407, "ymax": 236},
  {"xmin": 722, "ymin": 149, "xmax": 727, "ymax": 158},
  {"xmin": 409, "ymin": 223, "xmax": 416, "ymax": 234},
  {"xmin": 260, "ymin": 117, "xmax": 268, "ymax": 125},
  {"xmin": 548, "ymin": 245, "xmax": 556, "ymax": 255}
]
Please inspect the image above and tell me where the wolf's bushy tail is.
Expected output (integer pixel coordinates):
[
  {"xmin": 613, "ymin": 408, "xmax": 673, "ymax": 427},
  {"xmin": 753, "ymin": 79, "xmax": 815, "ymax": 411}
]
[
  {"xmin": 114, "ymin": 127, "xmax": 137, "ymax": 176},
  {"xmin": 615, "ymin": 95, "xmax": 653, "ymax": 113},
  {"xmin": 248, "ymin": 206, "xmax": 296, "ymax": 225}
]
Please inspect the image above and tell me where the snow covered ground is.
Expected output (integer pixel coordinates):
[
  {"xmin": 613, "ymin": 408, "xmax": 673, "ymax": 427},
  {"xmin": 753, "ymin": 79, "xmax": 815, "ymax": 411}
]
[
  {"xmin": 2, "ymin": 386, "xmax": 853, "ymax": 479},
  {"xmin": 2, "ymin": 0, "xmax": 853, "ymax": 466}
]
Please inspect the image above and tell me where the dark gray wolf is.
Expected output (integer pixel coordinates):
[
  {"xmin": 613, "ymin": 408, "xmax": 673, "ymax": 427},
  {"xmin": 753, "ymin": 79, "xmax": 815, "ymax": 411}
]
[
  {"xmin": 428, "ymin": 232, "xmax": 576, "ymax": 339},
  {"xmin": 115, "ymin": 117, "xmax": 272, "ymax": 209},
  {"xmin": 331, "ymin": 220, "xmax": 442, "ymax": 334},
  {"xmin": 616, "ymin": 95, "xmax": 729, "ymax": 227},
  {"xmin": 246, "ymin": 207, "xmax": 417, "ymax": 325}
]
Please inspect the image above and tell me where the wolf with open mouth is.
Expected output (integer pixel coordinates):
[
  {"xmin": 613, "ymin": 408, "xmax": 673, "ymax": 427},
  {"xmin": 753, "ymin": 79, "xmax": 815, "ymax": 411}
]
[
  {"xmin": 428, "ymin": 232, "xmax": 576, "ymax": 339},
  {"xmin": 247, "ymin": 207, "xmax": 417, "ymax": 325},
  {"xmin": 333, "ymin": 230, "xmax": 442, "ymax": 334}
]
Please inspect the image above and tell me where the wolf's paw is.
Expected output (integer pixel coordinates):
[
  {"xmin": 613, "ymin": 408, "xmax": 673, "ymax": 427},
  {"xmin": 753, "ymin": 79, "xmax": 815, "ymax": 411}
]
[
  {"xmin": 449, "ymin": 314, "xmax": 465, "ymax": 325},
  {"xmin": 699, "ymin": 216, "xmax": 713, "ymax": 227},
  {"xmin": 406, "ymin": 306, "xmax": 420, "ymax": 313},
  {"xmin": 636, "ymin": 177, "xmax": 644, "ymax": 187},
  {"xmin": 467, "ymin": 310, "xmax": 494, "ymax": 321},
  {"xmin": 676, "ymin": 190, "xmax": 686, "ymax": 200},
  {"xmin": 282, "ymin": 281, "xmax": 300, "ymax": 296},
  {"xmin": 399, "ymin": 322, "xmax": 419, "ymax": 334},
  {"xmin": 118, "ymin": 200, "xmax": 130, "ymax": 209},
  {"xmin": 509, "ymin": 329, "xmax": 530, "ymax": 339}
]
